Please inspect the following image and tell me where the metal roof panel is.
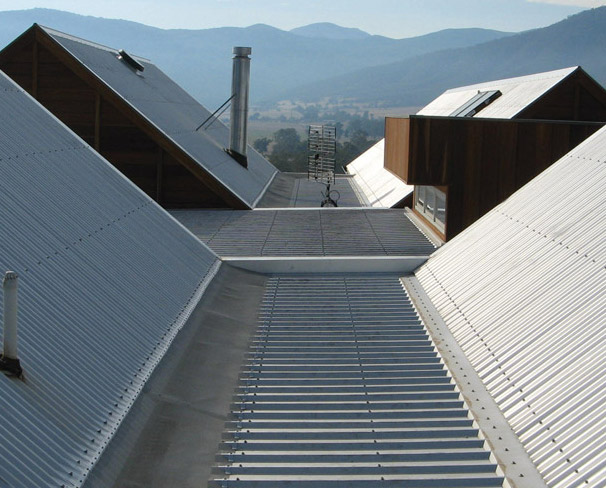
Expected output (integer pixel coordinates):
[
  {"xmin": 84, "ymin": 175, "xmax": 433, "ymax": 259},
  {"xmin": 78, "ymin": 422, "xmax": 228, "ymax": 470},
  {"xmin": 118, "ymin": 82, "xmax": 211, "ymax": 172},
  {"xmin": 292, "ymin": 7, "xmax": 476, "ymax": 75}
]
[
  {"xmin": 345, "ymin": 139, "xmax": 414, "ymax": 208},
  {"xmin": 171, "ymin": 208, "xmax": 436, "ymax": 257},
  {"xmin": 415, "ymin": 125, "xmax": 606, "ymax": 487},
  {"xmin": 418, "ymin": 67, "xmax": 578, "ymax": 119},
  {"xmin": 211, "ymin": 274, "xmax": 503, "ymax": 487},
  {"xmin": 0, "ymin": 70, "xmax": 219, "ymax": 488},
  {"xmin": 41, "ymin": 26, "xmax": 278, "ymax": 208}
]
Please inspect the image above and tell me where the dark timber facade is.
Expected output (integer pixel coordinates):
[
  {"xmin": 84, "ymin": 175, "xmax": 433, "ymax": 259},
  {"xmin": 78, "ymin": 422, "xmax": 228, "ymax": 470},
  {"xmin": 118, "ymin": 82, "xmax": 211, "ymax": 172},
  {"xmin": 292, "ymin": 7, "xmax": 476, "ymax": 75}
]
[{"xmin": 384, "ymin": 68, "xmax": 606, "ymax": 240}]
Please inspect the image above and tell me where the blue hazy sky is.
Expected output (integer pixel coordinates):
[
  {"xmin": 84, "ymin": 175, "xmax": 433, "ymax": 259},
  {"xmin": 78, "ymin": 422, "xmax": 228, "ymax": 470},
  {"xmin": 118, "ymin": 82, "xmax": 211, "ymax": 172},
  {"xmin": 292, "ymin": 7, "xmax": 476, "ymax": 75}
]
[{"xmin": 1, "ymin": 0, "xmax": 605, "ymax": 37}]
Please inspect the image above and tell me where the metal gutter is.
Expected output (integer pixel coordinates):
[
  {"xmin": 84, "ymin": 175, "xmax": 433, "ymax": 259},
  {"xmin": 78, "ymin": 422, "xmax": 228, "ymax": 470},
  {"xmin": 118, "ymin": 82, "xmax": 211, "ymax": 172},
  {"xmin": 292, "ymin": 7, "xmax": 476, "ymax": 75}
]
[
  {"xmin": 224, "ymin": 256, "xmax": 428, "ymax": 274},
  {"xmin": 210, "ymin": 273, "xmax": 504, "ymax": 487}
]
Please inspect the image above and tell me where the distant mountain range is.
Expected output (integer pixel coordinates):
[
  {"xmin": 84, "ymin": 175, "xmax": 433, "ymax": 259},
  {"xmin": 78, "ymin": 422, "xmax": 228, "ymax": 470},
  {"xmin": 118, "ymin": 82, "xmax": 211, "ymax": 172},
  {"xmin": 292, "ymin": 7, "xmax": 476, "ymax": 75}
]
[
  {"xmin": 277, "ymin": 7, "xmax": 606, "ymax": 106},
  {"xmin": 290, "ymin": 23, "xmax": 371, "ymax": 40},
  {"xmin": 2, "ymin": 8, "xmax": 603, "ymax": 111},
  {"xmin": 0, "ymin": 8, "xmax": 511, "ymax": 107}
]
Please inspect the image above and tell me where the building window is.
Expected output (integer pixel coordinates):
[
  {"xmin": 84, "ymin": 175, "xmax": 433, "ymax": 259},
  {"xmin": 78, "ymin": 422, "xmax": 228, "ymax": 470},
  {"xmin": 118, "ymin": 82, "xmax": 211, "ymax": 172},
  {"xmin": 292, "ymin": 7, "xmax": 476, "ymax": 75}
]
[{"xmin": 415, "ymin": 186, "xmax": 446, "ymax": 232}]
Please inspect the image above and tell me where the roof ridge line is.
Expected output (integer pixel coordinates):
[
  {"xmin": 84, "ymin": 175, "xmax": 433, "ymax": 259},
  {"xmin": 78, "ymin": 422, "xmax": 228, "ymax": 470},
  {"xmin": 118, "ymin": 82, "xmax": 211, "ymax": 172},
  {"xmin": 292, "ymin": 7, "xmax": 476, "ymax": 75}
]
[{"xmin": 38, "ymin": 24, "xmax": 152, "ymax": 62}]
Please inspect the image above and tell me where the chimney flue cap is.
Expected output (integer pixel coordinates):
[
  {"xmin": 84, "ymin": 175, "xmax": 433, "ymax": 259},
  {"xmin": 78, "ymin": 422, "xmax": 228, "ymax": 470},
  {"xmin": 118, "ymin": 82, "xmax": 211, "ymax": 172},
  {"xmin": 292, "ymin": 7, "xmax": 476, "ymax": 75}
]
[{"xmin": 233, "ymin": 46, "xmax": 252, "ymax": 57}]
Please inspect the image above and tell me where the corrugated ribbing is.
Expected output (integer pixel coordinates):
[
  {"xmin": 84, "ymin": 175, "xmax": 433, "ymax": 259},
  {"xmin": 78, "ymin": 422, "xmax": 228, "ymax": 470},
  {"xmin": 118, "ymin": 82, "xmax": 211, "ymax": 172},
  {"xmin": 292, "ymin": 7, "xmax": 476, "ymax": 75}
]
[
  {"xmin": 416, "ymin": 126, "xmax": 606, "ymax": 487},
  {"xmin": 211, "ymin": 274, "xmax": 503, "ymax": 487},
  {"xmin": 0, "ymin": 73, "xmax": 219, "ymax": 488}
]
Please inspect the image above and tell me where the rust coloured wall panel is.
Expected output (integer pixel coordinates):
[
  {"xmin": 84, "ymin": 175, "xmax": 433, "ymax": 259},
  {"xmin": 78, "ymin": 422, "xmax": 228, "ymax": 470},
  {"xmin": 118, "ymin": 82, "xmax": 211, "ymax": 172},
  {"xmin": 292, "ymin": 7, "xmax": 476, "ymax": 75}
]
[{"xmin": 384, "ymin": 117, "xmax": 410, "ymax": 182}]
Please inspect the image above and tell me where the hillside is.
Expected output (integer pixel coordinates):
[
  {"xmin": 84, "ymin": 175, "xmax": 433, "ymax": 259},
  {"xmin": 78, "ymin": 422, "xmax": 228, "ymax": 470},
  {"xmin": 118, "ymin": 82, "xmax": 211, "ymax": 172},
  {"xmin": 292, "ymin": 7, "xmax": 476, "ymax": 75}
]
[
  {"xmin": 290, "ymin": 23, "xmax": 370, "ymax": 40},
  {"xmin": 277, "ymin": 7, "xmax": 606, "ymax": 107},
  {"xmin": 0, "ymin": 8, "xmax": 510, "ymax": 107}
]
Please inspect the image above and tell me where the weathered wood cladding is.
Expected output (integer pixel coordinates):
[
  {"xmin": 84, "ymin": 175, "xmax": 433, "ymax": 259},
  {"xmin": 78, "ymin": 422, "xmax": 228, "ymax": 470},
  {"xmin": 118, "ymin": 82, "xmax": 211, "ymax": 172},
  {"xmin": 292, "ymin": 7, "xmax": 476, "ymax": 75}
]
[
  {"xmin": 405, "ymin": 116, "xmax": 604, "ymax": 239},
  {"xmin": 0, "ymin": 30, "xmax": 35, "ymax": 95},
  {"xmin": 38, "ymin": 45, "xmax": 97, "ymax": 144},
  {"xmin": 384, "ymin": 117, "xmax": 410, "ymax": 182},
  {"xmin": 0, "ymin": 25, "xmax": 242, "ymax": 209},
  {"xmin": 518, "ymin": 69, "xmax": 606, "ymax": 121}
]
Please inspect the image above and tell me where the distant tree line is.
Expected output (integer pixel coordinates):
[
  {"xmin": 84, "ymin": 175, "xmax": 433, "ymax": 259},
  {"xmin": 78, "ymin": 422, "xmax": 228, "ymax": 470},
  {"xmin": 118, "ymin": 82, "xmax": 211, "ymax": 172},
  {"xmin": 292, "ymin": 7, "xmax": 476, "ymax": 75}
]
[
  {"xmin": 250, "ymin": 110, "xmax": 385, "ymax": 140},
  {"xmin": 253, "ymin": 127, "xmax": 378, "ymax": 173}
]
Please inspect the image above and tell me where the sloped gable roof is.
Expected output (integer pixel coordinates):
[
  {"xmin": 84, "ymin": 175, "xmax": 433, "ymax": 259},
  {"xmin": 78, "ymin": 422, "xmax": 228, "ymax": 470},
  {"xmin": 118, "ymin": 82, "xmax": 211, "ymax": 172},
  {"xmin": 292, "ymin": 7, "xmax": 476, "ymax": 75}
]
[
  {"xmin": 418, "ymin": 66, "xmax": 578, "ymax": 118},
  {"xmin": 0, "ymin": 69, "xmax": 219, "ymax": 487},
  {"xmin": 37, "ymin": 25, "xmax": 278, "ymax": 208},
  {"xmin": 415, "ymin": 124, "xmax": 606, "ymax": 486},
  {"xmin": 345, "ymin": 139, "xmax": 413, "ymax": 208}
]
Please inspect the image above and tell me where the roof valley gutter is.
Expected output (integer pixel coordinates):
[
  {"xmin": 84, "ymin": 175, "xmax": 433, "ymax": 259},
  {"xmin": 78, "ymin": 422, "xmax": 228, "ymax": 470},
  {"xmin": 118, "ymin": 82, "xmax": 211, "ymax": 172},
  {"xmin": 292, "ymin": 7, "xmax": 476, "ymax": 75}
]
[
  {"xmin": 81, "ymin": 259, "xmax": 222, "ymax": 487},
  {"xmin": 403, "ymin": 208, "xmax": 444, "ymax": 248},
  {"xmin": 251, "ymin": 168, "xmax": 279, "ymax": 208},
  {"xmin": 402, "ymin": 275, "xmax": 546, "ymax": 488},
  {"xmin": 81, "ymin": 263, "xmax": 267, "ymax": 488}
]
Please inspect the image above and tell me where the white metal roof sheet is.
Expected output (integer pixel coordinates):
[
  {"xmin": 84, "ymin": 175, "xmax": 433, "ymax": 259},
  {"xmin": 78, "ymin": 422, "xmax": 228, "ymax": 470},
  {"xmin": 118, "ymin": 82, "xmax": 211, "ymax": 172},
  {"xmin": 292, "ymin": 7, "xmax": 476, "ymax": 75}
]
[
  {"xmin": 171, "ymin": 208, "xmax": 436, "ymax": 257},
  {"xmin": 41, "ymin": 26, "xmax": 278, "ymax": 209},
  {"xmin": 415, "ymin": 125, "xmax": 606, "ymax": 487},
  {"xmin": 345, "ymin": 139, "xmax": 414, "ymax": 208},
  {"xmin": 210, "ymin": 274, "xmax": 503, "ymax": 487},
  {"xmin": 258, "ymin": 174, "xmax": 366, "ymax": 208},
  {"xmin": 418, "ymin": 67, "xmax": 578, "ymax": 119},
  {"xmin": 0, "ymin": 70, "xmax": 219, "ymax": 487}
]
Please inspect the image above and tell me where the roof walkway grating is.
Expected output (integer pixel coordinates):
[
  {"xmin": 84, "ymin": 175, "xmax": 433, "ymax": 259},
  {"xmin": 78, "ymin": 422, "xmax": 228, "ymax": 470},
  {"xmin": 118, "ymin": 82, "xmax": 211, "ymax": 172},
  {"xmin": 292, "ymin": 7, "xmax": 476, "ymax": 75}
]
[
  {"xmin": 210, "ymin": 275, "xmax": 504, "ymax": 487},
  {"xmin": 171, "ymin": 209, "xmax": 437, "ymax": 257}
]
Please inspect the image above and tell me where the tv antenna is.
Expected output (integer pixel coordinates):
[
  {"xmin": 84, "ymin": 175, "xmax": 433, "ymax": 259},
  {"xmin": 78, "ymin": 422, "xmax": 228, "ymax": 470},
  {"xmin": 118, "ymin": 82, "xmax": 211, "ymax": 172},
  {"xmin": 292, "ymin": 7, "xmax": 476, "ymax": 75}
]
[{"xmin": 307, "ymin": 124, "xmax": 339, "ymax": 207}]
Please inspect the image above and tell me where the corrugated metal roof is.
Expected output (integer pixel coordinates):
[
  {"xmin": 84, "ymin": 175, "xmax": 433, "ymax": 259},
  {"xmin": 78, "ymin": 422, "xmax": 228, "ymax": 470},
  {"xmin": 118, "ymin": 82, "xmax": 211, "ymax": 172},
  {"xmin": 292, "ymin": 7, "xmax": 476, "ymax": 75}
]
[
  {"xmin": 258, "ymin": 174, "xmax": 366, "ymax": 208},
  {"xmin": 210, "ymin": 274, "xmax": 504, "ymax": 487},
  {"xmin": 40, "ymin": 26, "xmax": 278, "ymax": 209},
  {"xmin": 171, "ymin": 209, "xmax": 436, "ymax": 257},
  {"xmin": 418, "ymin": 67, "xmax": 578, "ymax": 119},
  {"xmin": 0, "ymin": 70, "xmax": 219, "ymax": 487},
  {"xmin": 415, "ymin": 125, "xmax": 606, "ymax": 487},
  {"xmin": 345, "ymin": 139, "xmax": 414, "ymax": 208}
]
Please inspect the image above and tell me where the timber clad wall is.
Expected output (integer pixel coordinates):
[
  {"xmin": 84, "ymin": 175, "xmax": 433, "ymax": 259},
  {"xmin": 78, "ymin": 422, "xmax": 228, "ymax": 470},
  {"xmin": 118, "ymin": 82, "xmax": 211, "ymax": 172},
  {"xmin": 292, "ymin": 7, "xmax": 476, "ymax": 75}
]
[
  {"xmin": 386, "ymin": 116, "xmax": 605, "ymax": 240},
  {"xmin": 0, "ymin": 25, "xmax": 240, "ymax": 209},
  {"xmin": 384, "ymin": 117, "xmax": 410, "ymax": 181},
  {"xmin": 393, "ymin": 67, "xmax": 606, "ymax": 240},
  {"xmin": 517, "ymin": 70, "xmax": 606, "ymax": 121}
]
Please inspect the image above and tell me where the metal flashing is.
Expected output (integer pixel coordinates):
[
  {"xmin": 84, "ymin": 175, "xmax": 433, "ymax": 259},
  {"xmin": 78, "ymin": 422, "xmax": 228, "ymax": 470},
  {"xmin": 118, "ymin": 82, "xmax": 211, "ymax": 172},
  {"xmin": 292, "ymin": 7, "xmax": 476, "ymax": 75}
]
[
  {"xmin": 39, "ymin": 25, "xmax": 151, "ymax": 59},
  {"xmin": 224, "ymin": 256, "xmax": 429, "ymax": 274}
]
